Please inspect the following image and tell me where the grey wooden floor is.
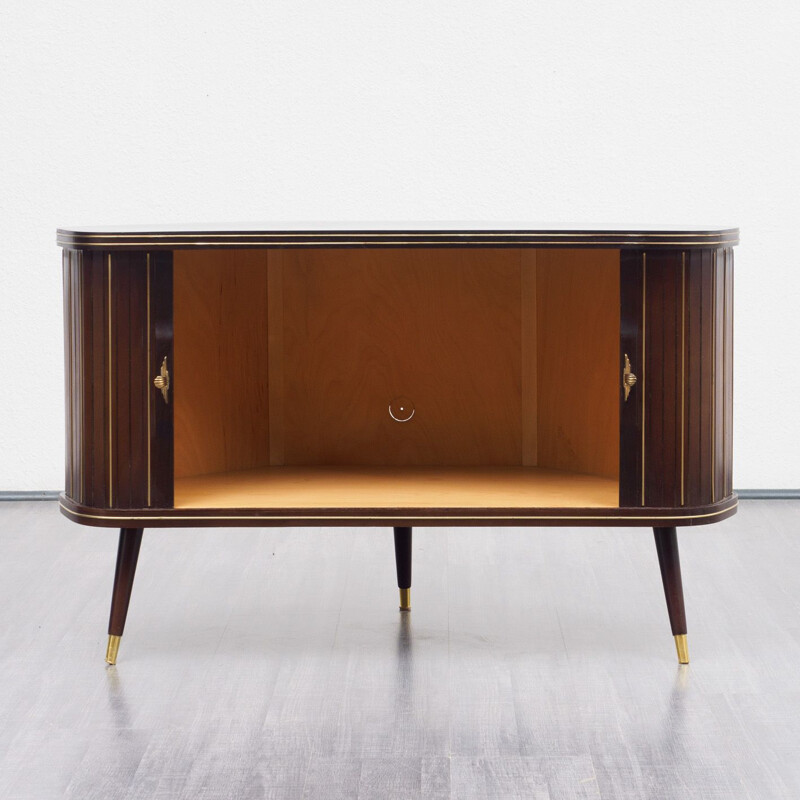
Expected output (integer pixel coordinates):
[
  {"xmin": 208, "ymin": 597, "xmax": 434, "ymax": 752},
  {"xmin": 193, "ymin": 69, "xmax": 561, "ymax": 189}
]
[{"xmin": 0, "ymin": 500, "xmax": 799, "ymax": 799}]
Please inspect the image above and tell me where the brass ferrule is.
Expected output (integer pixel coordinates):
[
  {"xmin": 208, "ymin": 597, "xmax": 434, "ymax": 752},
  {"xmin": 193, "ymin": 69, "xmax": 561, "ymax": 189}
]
[
  {"xmin": 106, "ymin": 634, "xmax": 121, "ymax": 665},
  {"xmin": 399, "ymin": 588, "xmax": 411, "ymax": 610},
  {"xmin": 674, "ymin": 634, "xmax": 689, "ymax": 664}
]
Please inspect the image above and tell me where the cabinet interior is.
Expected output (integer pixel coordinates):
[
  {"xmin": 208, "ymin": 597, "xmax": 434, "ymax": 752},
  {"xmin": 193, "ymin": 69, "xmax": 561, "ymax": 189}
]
[{"xmin": 173, "ymin": 247, "xmax": 620, "ymax": 509}]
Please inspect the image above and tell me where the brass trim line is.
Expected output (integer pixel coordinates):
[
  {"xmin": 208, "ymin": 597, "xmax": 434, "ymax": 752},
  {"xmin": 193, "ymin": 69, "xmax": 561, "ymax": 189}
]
[
  {"xmin": 65, "ymin": 251, "xmax": 70, "ymax": 499},
  {"xmin": 681, "ymin": 252, "xmax": 686, "ymax": 506},
  {"xmin": 107, "ymin": 254, "xmax": 113, "ymax": 508},
  {"xmin": 641, "ymin": 254, "xmax": 646, "ymax": 506},
  {"xmin": 674, "ymin": 634, "xmax": 689, "ymax": 664},
  {"xmin": 77, "ymin": 251, "xmax": 83, "ymax": 502},
  {"xmin": 146, "ymin": 254, "xmax": 151, "ymax": 508},
  {"xmin": 58, "ymin": 238, "xmax": 741, "ymax": 249},
  {"xmin": 723, "ymin": 249, "xmax": 728, "ymax": 495},
  {"xmin": 61, "ymin": 230, "xmax": 739, "ymax": 240},
  {"xmin": 712, "ymin": 250, "xmax": 717, "ymax": 503},
  {"xmin": 67, "ymin": 251, "xmax": 73, "ymax": 499},
  {"xmin": 106, "ymin": 634, "xmax": 120, "ymax": 665},
  {"xmin": 399, "ymin": 588, "xmax": 411, "ymax": 610},
  {"xmin": 59, "ymin": 499, "xmax": 738, "ymax": 524}
]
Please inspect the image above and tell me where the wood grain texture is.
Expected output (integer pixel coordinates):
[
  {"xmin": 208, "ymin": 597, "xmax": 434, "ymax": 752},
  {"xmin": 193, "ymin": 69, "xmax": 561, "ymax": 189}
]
[
  {"xmin": 73, "ymin": 248, "xmax": 85, "ymax": 503},
  {"xmin": 617, "ymin": 248, "xmax": 734, "ymax": 510},
  {"xmin": 724, "ymin": 248, "xmax": 734, "ymax": 497},
  {"xmin": 535, "ymin": 249, "xmax": 620, "ymax": 480},
  {"xmin": 87, "ymin": 249, "xmax": 109, "ymax": 508},
  {"xmin": 267, "ymin": 252, "xmax": 285, "ymax": 466},
  {"xmin": 62, "ymin": 249, "xmax": 74, "ymax": 500},
  {"xmin": 520, "ymin": 251, "xmax": 537, "ymax": 466},
  {"xmin": 642, "ymin": 250, "xmax": 683, "ymax": 508},
  {"xmin": 280, "ymin": 248, "xmax": 523, "ymax": 466},
  {"xmin": 619, "ymin": 251, "xmax": 643, "ymax": 507},
  {"xmin": 63, "ymin": 249, "xmax": 155, "ymax": 510},
  {"xmin": 125, "ymin": 252, "xmax": 148, "ymax": 508},
  {"xmin": 72, "ymin": 250, "xmax": 82, "ymax": 502},
  {"xmin": 692, "ymin": 248, "xmax": 715, "ymax": 507},
  {"xmin": 653, "ymin": 526, "xmax": 687, "ymax": 637},
  {"xmin": 49, "ymin": 250, "xmax": 154, "ymax": 510},
  {"xmin": 107, "ymin": 527, "xmax": 143, "ymax": 636},
  {"xmin": 173, "ymin": 466, "xmax": 620, "ymax": 510},
  {"xmin": 110, "ymin": 253, "xmax": 129, "ymax": 507},
  {"xmin": 108, "ymin": 252, "xmax": 150, "ymax": 509},
  {"xmin": 173, "ymin": 249, "xmax": 270, "ymax": 478},
  {"xmin": 684, "ymin": 249, "xmax": 719, "ymax": 508},
  {"xmin": 149, "ymin": 252, "xmax": 174, "ymax": 507},
  {"xmin": 713, "ymin": 250, "xmax": 725, "ymax": 504}
]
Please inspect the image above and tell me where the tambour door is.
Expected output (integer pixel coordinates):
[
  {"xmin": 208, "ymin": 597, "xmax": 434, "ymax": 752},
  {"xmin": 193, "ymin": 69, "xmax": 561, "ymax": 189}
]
[
  {"xmin": 63, "ymin": 249, "xmax": 173, "ymax": 509},
  {"xmin": 619, "ymin": 248, "xmax": 734, "ymax": 509}
]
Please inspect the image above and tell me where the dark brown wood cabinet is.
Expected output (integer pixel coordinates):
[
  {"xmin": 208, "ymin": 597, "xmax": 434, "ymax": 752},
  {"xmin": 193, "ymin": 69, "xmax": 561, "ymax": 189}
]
[{"xmin": 58, "ymin": 224, "xmax": 738, "ymax": 666}]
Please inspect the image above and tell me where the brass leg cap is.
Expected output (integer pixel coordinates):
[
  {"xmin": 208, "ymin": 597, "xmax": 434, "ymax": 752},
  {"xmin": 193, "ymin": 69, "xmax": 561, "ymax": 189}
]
[
  {"xmin": 674, "ymin": 634, "xmax": 689, "ymax": 664},
  {"xmin": 399, "ymin": 588, "xmax": 411, "ymax": 611},
  {"xmin": 106, "ymin": 634, "xmax": 121, "ymax": 665}
]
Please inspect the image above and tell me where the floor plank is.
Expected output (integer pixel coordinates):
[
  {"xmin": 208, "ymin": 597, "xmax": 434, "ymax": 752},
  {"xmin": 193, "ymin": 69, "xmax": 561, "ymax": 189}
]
[{"xmin": 0, "ymin": 500, "xmax": 798, "ymax": 798}]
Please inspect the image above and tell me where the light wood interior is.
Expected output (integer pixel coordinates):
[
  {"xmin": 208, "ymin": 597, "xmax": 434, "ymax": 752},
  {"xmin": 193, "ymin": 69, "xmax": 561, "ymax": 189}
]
[
  {"xmin": 173, "ymin": 250, "xmax": 270, "ymax": 479},
  {"xmin": 536, "ymin": 249, "xmax": 620, "ymax": 478},
  {"xmin": 521, "ymin": 251, "xmax": 538, "ymax": 466},
  {"xmin": 175, "ymin": 466, "xmax": 619, "ymax": 509},
  {"xmin": 279, "ymin": 248, "xmax": 522, "ymax": 465},
  {"xmin": 173, "ymin": 247, "xmax": 621, "ymax": 508}
]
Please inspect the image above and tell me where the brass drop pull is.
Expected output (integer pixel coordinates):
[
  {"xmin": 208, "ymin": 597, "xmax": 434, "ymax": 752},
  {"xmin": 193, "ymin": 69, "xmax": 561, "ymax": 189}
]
[
  {"xmin": 153, "ymin": 356, "xmax": 170, "ymax": 403},
  {"xmin": 623, "ymin": 353, "xmax": 637, "ymax": 401}
]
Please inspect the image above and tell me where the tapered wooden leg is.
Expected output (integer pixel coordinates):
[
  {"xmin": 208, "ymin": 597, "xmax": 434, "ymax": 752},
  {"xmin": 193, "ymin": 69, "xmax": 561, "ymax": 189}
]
[
  {"xmin": 394, "ymin": 526, "xmax": 412, "ymax": 610},
  {"xmin": 106, "ymin": 528, "xmax": 144, "ymax": 664},
  {"xmin": 653, "ymin": 526, "xmax": 689, "ymax": 664}
]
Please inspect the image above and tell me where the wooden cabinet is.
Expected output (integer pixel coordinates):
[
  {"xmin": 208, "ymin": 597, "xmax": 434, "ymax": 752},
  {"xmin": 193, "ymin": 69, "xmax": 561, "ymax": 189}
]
[{"xmin": 58, "ymin": 224, "xmax": 738, "ymax": 665}]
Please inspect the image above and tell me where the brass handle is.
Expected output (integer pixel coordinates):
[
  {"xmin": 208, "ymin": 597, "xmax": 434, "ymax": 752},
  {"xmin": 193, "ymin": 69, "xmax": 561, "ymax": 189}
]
[
  {"xmin": 153, "ymin": 356, "xmax": 170, "ymax": 403},
  {"xmin": 623, "ymin": 353, "xmax": 637, "ymax": 401}
]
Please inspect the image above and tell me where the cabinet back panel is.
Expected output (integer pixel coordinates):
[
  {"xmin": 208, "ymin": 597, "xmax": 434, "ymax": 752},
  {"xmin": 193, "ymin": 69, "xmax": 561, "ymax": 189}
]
[
  {"xmin": 174, "ymin": 250, "xmax": 270, "ymax": 478},
  {"xmin": 280, "ymin": 248, "xmax": 523, "ymax": 466},
  {"xmin": 536, "ymin": 250, "xmax": 620, "ymax": 479},
  {"xmin": 173, "ymin": 247, "xmax": 621, "ymax": 478}
]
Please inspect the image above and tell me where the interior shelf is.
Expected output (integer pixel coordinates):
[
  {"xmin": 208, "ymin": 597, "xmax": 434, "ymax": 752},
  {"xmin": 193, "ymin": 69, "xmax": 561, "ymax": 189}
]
[{"xmin": 174, "ymin": 466, "xmax": 619, "ymax": 510}]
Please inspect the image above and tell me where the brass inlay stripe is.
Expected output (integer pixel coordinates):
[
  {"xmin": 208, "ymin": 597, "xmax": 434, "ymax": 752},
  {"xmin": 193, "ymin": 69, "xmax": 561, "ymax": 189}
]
[
  {"xmin": 641, "ymin": 253, "xmax": 646, "ymax": 506},
  {"xmin": 58, "ymin": 499, "xmax": 739, "ymax": 524},
  {"xmin": 712, "ymin": 250, "xmax": 717, "ymax": 503},
  {"xmin": 146, "ymin": 254, "xmax": 151, "ymax": 508},
  {"xmin": 67, "ymin": 250, "xmax": 73, "ymax": 499},
  {"xmin": 107, "ymin": 254, "xmax": 113, "ymax": 508},
  {"xmin": 681, "ymin": 252, "xmax": 686, "ymax": 506},
  {"xmin": 61, "ymin": 230, "xmax": 739, "ymax": 240},
  {"xmin": 58, "ymin": 238, "xmax": 740, "ymax": 250},
  {"xmin": 723, "ymin": 248, "xmax": 728, "ymax": 495},
  {"xmin": 78, "ymin": 251, "xmax": 83, "ymax": 503}
]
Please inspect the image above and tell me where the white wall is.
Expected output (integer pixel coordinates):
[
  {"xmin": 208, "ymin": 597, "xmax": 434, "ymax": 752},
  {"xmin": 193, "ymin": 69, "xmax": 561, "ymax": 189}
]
[{"xmin": 1, "ymin": 1, "xmax": 798, "ymax": 490}]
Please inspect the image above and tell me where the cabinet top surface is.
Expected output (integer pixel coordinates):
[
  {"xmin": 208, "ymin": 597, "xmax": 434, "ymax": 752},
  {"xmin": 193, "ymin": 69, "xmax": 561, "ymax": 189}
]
[{"xmin": 57, "ymin": 222, "xmax": 739, "ymax": 249}]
